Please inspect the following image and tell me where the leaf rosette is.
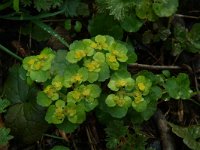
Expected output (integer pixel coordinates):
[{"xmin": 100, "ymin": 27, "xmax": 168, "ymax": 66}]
[
  {"xmin": 67, "ymin": 84, "xmax": 101, "ymax": 111},
  {"xmin": 45, "ymin": 100, "xmax": 66, "ymax": 124},
  {"xmin": 106, "ymin": 42, "xmax": 128, "ymax": 70},
  {"xmin": 66, "ymin": 40, "xmax": 94, "ymax": 63},
  {"xmin": 23, "ymin": 48, "xmax": 55, "ymax": 82},
  {"xmin": 108, "ymin": 70, "xmax": 135, "ymax": 92},
  {"xmin": 105, "ymin": 94, "xmax": 132, "ymax": 108},
  {"xmin": 63, "ymin": 65, "xmax": 88, "ymax": 88}
]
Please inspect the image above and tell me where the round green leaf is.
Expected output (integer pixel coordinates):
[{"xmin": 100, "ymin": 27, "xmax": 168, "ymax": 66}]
[
  {"xmin": 56, "ymin": 119, "xmax": 79, "ymax": 133},
  {"xmin": 153, "ymin": 0, "xmax": 179, "ymax": 17},
  {"xmin": 64, "ymin": 19, "xmax": 71, "ymax": 30},
  {"xmin": 132, "ymin": 100, "xmax": 148, "ymax": 112},
  {"xmin": 88, "ymin": 14, "xmax": 123, "ymax": 40},
  {"xmin": 74, "ymin": 21, "xmax": 82, "ymax": 32},
  {"xmin": 188, "ymin": 23, "xmax": 200, "ymax": 51},
  {"xmin": 136, "ymin": 0, "xmax": 158, "ymax": 21},
  {"xmin": 107, "ymin": 106, "xmax": 128, "ymax": 118},
  {"xmin": 29, "ymin": 70, "xmax": 50, "ymax": 82},
  {"xmin": 5, "ymin": 103, "xmax": 48, "ymax": 144},
  {"xmin": 120, "ymin": 14, "xmax": 143, "ymax": 32},
  {"xmin": 105, "ymin": 94, "xmax": 117, "ymax": 107},
  {"xmin": 37, "ymin": 91, "xmax": 52, "ymax": 107}
]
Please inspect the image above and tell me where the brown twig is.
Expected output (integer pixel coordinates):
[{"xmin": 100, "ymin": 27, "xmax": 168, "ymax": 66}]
[
  {"xmin": 154, "ymin": 109, "xmax": 175, "ymax": 150},
  {"xmin": 86, "ymin": 126, "xmax": 97, "ymax": 150},
  {"xmin": 128, "ymin": 63, "xmax": 182, "ymax": 70}
]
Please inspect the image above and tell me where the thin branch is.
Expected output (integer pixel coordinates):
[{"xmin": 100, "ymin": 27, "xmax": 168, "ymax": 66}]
[
  {"xmin": 174, "ymin": 14, "xmax": 200, "ymax": 19},
  {"xmin": 154, "ymin": 109, "xmax": 176, "ymax": 150},
  {"xmin": 128, "ymin": 63, "xmax": 182, "ymax": 70}
]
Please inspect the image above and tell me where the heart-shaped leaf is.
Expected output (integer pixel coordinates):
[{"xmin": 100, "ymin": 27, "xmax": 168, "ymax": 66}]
[{"xmin": 4, "ymin": 65, "xmax": 48, "ymax": 144}]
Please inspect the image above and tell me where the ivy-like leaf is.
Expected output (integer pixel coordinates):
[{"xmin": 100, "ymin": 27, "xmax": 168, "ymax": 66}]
[
  {"xmin": 4, "ymin": 65, "xmax": 36, "ymax": 104},
  {"xmin": 169, "ymin": 123, "xmax": 200, "ymax": 150},
  {"xmin": 5, "ymin": 102, "xmax": 48, "ymax": 144},
  {"xmin": 4, "ymin": 65, "xmax": 48, "ymax": 144}
]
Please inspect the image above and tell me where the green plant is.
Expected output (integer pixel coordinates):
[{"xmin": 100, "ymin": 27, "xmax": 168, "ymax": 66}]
[
  {"xmin": 169, "ymin": 123, "xmax": 200, "ymax": 150},
  {"xmin": 0, "ymin": 99, "xmax": 13, "ymax": 147},
  {"xmin": 172, "ymin": 23, "xmax": 200, "ymax": 55},
  {"xmin": 105, "ymin": 120, "xmax": 148, "ymax": 150},
  {"xmin": 95, "ymin": 0, "xmax": 179, "ymax": 33},
  {"xmin": 0, "ymin": 127, "xmax": 13, "ymax": 146},
  {"xmin": 20, "ymin": 35, "xmax": 192, "ymax": 134},
  {"xmin": 0, "ymin": 0, "xmax": 198, "ymax": 148}
]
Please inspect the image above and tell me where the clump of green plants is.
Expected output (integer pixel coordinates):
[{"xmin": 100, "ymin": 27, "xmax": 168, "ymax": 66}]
[{"xmin": 21, "ymin": 35, "xmax": 193, "ymax": 134}]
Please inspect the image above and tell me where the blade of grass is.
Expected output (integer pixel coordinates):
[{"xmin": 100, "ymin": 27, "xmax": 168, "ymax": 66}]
[
  {"xmin": 0, "ymin": 44, "xmax": 23, "ymax": 61},
  {"xmin": 0, "ymin": 1, "xmax": 12, "ymax": 11},
  {"xmin": 32, "ymin": 20, "xmax": 70, "ymax": 48},
  {"xmin": 0, "ymin": 9, "xmax": 65, "ymax": 20}
]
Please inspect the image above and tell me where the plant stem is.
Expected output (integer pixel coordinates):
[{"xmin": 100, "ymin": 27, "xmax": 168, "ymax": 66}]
[
  {"xmin": 129, "ymin": 63, "xmax": 182, "ymax": 70},
  {"xmin": 43, "ymin": 134, "xmax": 64, "ymax": 140},
  {"xmin": 0, "ymin": 44, "xmax": 23, "ymax": 61}
]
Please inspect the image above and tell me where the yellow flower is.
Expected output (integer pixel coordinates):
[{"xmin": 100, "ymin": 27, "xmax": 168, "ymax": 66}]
[
  {"xmin": 67, "ymin": 108, "xmax": 76, "ymax": 117},
  {"xmin": 33, "ymin": 62, "xmax": 42, "ymax": 70},
  {"xmin": 44, "ymin": 85, "xmax": 59, "ymax": 100},
  {"xmin": 137, "ymin": 83, "xmax": 145, "ymax": 91},
  {"xmin": 55, "ymin": 107, "xmax": 65, "ymax": 119},
  {"xmin": 116, "ymin": 80, "xmax": 127, "ymax": 87},
  {"xmin": 107, "ymin": 54, "xmax": 117, "ymax": 63},
  {"xmin": 38, "ymin": 53, "xmax": 48, "ymax": 59},
  {"xmin": 75, "ymin": 50, "xmax": 86, "ymax": 59},
  {"xmin": 82, "ymin": 88, "xmax": 91, "ymax": 97},
  {"xmin": 115, "ymin": 96, "xmax": 125, "ymax": 107},
  {"xmin": 86, "ymin": 60, "xmax": 100, "ymax": 72},
  {"xmin": 72, "ymin": 74, "xmax": 82, "ymax": 82},
  {"xmin": 53, "ymin": 81, "xmax": 62, "ymax": 90},
  {"xmin": 72, "ymin": 91, "xmax": 81, "ymax": 100},
  {"xmin": 28, "ymin": 59, "xmax": 35, "ymax": 65},
  {"xmin": 111, "ymin": 50, "xmax": 119, "ymax": 56},
  {"xmin": 90, "ymin": 42, "xmax": 97, "ymax": 49},
  {"xmin": 133, "ymin": 91, "xmax": 144, "ymax": 104}
]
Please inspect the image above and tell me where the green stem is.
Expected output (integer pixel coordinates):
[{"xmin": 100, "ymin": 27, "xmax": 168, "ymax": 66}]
[{"xmin": 0, "ymin": 44, "xmax": 23, "ymax": 61}]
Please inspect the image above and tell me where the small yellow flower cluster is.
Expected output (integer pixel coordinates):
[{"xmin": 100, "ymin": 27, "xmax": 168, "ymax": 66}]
[
  {"xmin": 85, "ymin": 60, "xmax": 100, "ymax": 72},
  {"xmin": 44, "ymin": 85, "xmax": 59, "ymax": 100}
]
